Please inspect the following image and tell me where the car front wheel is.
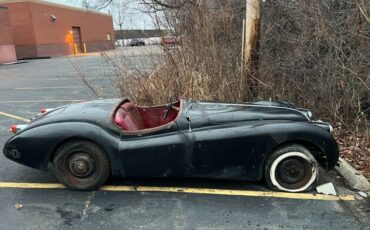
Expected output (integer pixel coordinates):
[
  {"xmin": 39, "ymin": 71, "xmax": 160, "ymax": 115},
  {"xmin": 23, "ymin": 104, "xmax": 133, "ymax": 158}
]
[
  {"xmin": 53, "ymin": 141, "xmax": 110, "ymax": 191},
  {"xmin": 265, "ymin": 144, "xmax": 319, "ymax": 192}
]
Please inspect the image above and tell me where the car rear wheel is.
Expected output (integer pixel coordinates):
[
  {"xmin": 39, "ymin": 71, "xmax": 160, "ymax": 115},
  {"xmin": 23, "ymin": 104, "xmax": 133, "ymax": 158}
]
[
  {"xmin": 53, "ymin": 141, "xmax": 110, "ymax": 191},
  {"xmin": 265, "ymin": 144, "xmax": 319, "ymax": 192}
]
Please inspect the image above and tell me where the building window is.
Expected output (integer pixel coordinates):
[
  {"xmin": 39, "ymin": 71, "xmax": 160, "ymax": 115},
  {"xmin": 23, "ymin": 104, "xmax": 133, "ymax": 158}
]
[{"xmin": 107, "ymin": 33, "xmax": 112, "ymax": 41}]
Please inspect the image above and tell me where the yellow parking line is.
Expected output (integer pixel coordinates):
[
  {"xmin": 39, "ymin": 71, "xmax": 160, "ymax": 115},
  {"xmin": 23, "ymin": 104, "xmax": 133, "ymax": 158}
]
[
  {"xmin": 102, "ymin": 185, "xmax": 355, "ymax": 201},
  {"xmin": 0, "ymin": 182, "xmax": 355, "ymax": 201},
  {"xmin": 0, "ymin": 182, "xmax": 65, "ymax": 189},
  {"xmin": 0, "ymin": 111, "xmax": 30, "ymax": 123},
  {"xmin": 0, "ymin": 99, "xmax": 85, "ymax": 104}
]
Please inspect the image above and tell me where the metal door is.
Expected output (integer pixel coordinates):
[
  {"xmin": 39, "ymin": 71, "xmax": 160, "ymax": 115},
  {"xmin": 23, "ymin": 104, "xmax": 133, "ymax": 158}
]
[{"xmin": 72, "ymin": 27, "xmax": 82, "ymax": 54}]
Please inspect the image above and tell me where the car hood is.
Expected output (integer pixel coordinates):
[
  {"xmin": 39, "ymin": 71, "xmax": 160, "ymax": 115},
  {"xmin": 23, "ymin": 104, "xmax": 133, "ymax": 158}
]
[
  {"xmin": 185, "ymin": 101, "xmax": 309, "ymax": 128},
  {"xmin": 25, "ymin": 99, "xmax": 122, "ymax": 131}
]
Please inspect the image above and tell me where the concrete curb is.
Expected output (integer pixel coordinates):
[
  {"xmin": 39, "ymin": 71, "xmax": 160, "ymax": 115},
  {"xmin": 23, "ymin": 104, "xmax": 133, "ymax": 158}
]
[{"xmin": 335, "ymin": 157, "xmax": 370, "ymax": 191}]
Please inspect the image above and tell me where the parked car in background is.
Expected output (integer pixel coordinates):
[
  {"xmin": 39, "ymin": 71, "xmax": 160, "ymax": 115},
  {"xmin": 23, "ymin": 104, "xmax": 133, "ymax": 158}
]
[
  {"xmin": 129, "ymin": 38, "xmax": 145, "ymax": 46},
  {"xmin": 161, "ymin": 36, "xmax": 182, "ymax": 46}
]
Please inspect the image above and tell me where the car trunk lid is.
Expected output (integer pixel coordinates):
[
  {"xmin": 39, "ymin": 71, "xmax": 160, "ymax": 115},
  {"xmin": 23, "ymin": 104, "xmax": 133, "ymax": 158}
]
[{"xmin": 20, "ymin": 99, "xmax": 121, "ymax": 132}]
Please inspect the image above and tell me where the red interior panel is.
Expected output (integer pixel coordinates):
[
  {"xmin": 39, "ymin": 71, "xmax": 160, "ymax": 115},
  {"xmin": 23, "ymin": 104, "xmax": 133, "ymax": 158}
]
[
  {"xmin": 115, "ymin": 109, "xmax": 138, "ymax": 131},
  {"xmin": 138, "ymin": 106, "xmax": 178, "ymax": 129},
  {"xmin": 114, "ymin": 101, "xmax": 180, "ymax": 132}
]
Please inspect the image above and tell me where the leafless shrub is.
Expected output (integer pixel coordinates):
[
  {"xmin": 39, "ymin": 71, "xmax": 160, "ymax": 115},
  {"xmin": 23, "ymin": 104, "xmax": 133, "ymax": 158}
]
[
  {"xmin": 114, "ymin": 0, "xmax": 248, "ymax": 103},
  {"xmin": 108, "ymin": 0, "xmax": 369, "ymax": 136},
  {"xmin": 258, "ymin": 0, "xmax": 370, "ymax": 134},
  {"xmin": 68, "ymin": 58, "xmax": 104, "ymax": 99}
]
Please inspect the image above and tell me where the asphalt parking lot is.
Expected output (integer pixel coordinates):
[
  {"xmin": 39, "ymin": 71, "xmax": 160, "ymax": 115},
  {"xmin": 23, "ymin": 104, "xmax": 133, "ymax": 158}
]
[{"xmin": 0, "ymin": 46, "xmax": 369, "ymax": 230}]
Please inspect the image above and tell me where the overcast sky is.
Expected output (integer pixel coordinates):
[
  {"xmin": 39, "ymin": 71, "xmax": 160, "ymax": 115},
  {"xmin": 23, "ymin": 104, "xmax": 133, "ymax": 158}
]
[{"xmin": 48, "ymin": 0, "xmax": 155, "ymax": 29}]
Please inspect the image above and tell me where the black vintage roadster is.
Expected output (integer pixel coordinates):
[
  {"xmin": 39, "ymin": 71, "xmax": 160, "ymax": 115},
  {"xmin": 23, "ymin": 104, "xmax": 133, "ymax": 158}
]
[{"xmin": 3, "ymin": 98, "xmax": 339, "ymax": 192}]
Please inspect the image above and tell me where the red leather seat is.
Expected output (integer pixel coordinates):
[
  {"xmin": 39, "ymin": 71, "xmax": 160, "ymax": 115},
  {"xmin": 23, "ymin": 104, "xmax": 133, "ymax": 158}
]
[{"xmin": 115, "ymin": 102, "xmax": 145, "ymax": 131}]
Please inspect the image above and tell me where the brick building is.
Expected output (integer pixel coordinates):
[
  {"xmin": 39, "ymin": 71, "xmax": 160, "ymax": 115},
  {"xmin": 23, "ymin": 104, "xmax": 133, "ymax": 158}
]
[
  {"xmin": 0, "ymin": 6, "xmax": 17, "ymax": 63},
  {"xmin": 0, "ymin": 0, "xmax": 115, "ymax": 60}
]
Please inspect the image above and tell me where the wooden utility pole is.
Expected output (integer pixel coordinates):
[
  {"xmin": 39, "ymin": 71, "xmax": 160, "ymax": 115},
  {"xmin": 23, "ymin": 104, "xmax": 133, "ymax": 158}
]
[{"xmin": 244, "ymin": 0, "xmax": 260, "ymax": 70}]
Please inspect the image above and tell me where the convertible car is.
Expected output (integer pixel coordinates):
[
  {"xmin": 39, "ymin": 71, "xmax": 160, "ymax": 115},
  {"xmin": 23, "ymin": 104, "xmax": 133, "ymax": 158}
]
[{"xmin": 3, "ymin": 98, "xmax": 339, "ymax": 192}]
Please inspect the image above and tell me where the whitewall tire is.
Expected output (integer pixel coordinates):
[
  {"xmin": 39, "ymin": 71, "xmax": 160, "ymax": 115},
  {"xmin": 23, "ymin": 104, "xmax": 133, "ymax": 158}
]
[{"xmin": 265, "ymin": 145, "xmax": 319, "ymax": 192}]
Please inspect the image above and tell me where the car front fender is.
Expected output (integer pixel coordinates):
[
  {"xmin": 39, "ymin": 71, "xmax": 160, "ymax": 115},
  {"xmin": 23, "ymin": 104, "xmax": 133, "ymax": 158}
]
[{"xmin": 258, "ymin": 121, "xmax": 339, "ymax": 170}]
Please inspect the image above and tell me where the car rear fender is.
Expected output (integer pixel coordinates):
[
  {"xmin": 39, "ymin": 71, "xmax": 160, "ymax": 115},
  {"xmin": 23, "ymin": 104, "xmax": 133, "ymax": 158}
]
[{"xmin": 5, "ymin": 122, "xmax": 121, "ymax": 175}]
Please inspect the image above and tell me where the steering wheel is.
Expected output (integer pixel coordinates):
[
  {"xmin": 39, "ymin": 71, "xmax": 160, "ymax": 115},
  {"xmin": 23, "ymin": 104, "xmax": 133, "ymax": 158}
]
[{"xmin": 164, "ymin": 96, "xmax": 174, "ymax": 119}]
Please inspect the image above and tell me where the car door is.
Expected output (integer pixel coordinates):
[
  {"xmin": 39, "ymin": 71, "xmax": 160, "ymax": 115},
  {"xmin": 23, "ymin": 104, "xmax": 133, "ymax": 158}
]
[
  {"xmin": 180, "ymin": 102, "xmax": 260, "ymax": 180},
  {"xmin": 118, "ymin": 123, "xmax": 189, "ymax": 178}
]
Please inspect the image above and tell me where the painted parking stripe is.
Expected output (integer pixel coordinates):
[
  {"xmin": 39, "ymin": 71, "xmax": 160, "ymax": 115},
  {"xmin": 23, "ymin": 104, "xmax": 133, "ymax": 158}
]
[
  {"xmin": 0, "ymin": 111, "xmax": 30, "ymax": 123},
  {"xmin": 0, "ymin": 182, "xmax": 65, "ymax": 189},
  {"xmin": 0, "ymin": 182, "xmax": 355, "ymax": 201},
  {"xmin": 0, "ymin": 99, "xmax": 85, "ymax": 104},
  {"xmin": 102, "ymin": 185, "xmax": 355, "ymax": 201}
]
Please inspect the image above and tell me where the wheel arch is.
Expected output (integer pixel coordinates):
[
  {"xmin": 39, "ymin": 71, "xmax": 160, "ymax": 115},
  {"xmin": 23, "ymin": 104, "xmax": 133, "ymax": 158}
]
[
  {"xmin": 49, "ymin": 137, "xmax": 101, "ymax": 162},
  {"xmin": 264, "ymin": 140, "xmax": 330, "ymax": 171},
  {"xmin": 48, "ymin": 135, "xmax": 121, "ymax": 176},
  {"xmin": 257, "ymin": 122, "xmax": 339, "ymax": 172},
  {"xmin": 37, "ymin": 122, "xmax": 121, "ymax": 176}
]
